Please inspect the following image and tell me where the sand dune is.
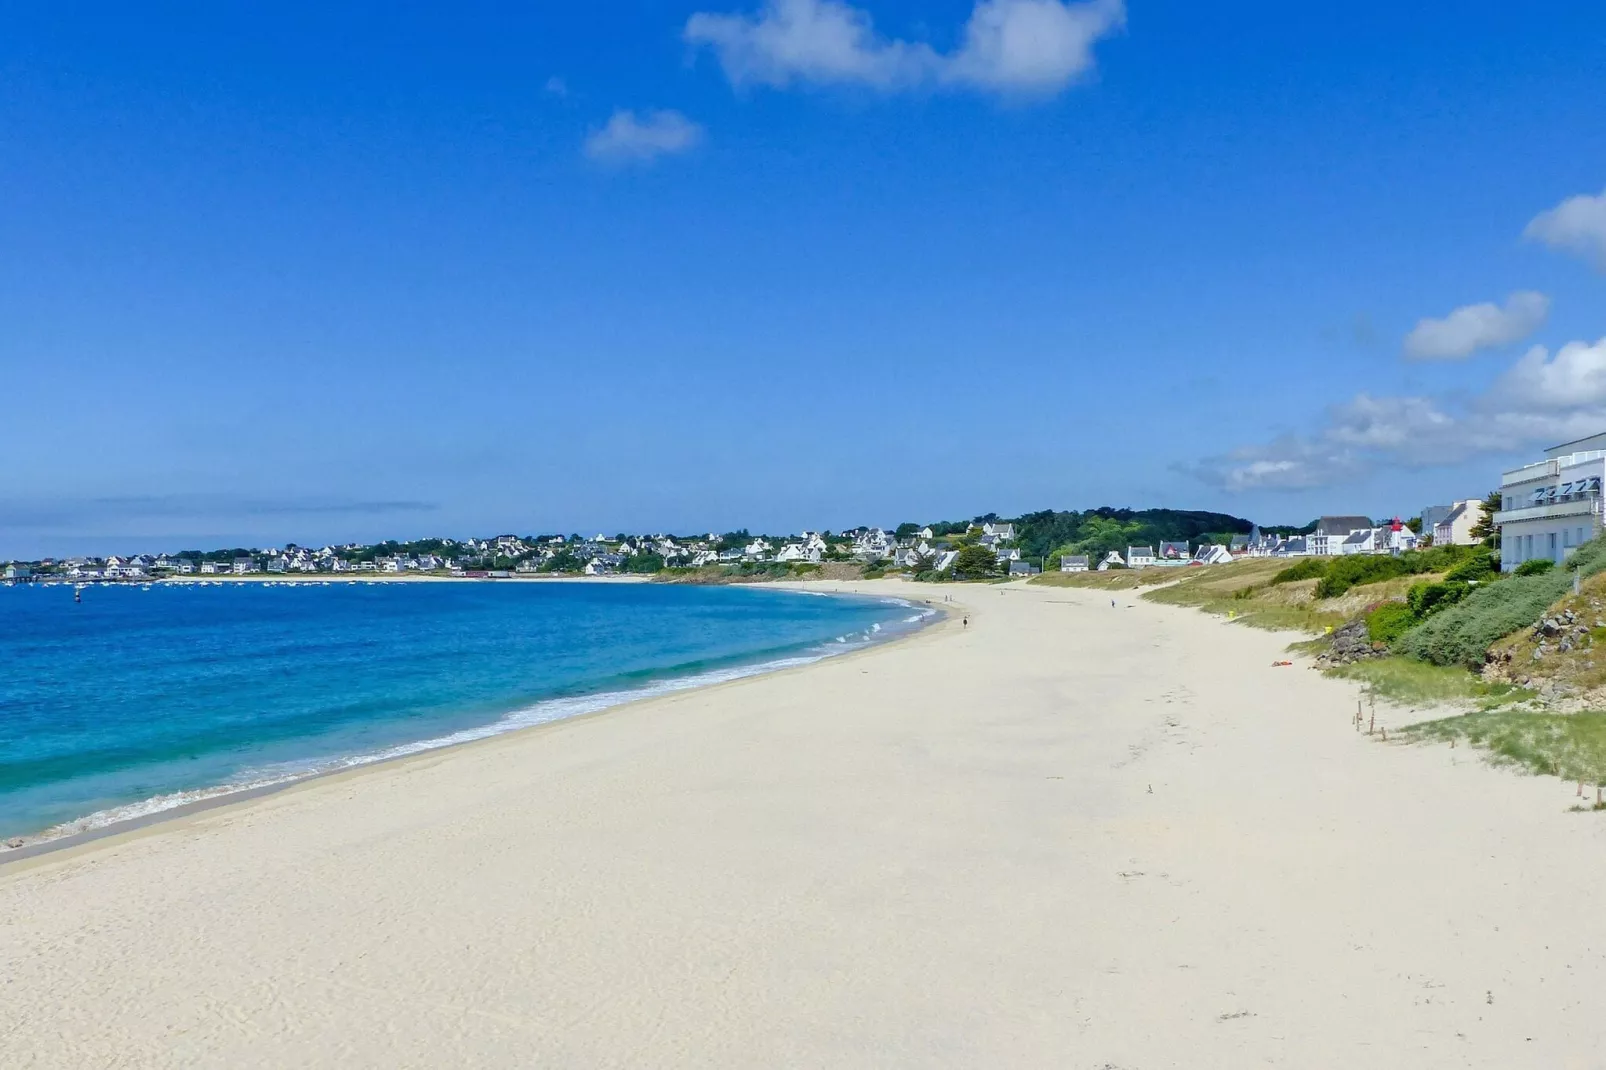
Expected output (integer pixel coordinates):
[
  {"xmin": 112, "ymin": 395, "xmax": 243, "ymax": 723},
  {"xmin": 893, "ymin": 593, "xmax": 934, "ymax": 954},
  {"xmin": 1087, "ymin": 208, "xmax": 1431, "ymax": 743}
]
[{"xmin": 3, "ymin": 580, "xmax": 1603, "ymax": 1067}]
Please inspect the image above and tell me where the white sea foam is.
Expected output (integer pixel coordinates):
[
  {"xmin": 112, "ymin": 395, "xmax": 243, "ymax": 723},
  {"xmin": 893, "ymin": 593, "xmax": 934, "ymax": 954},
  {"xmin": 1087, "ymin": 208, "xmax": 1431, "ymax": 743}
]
[{"xmin": 5, "ymin": 609, "xmax": 936, "ymax": 854}]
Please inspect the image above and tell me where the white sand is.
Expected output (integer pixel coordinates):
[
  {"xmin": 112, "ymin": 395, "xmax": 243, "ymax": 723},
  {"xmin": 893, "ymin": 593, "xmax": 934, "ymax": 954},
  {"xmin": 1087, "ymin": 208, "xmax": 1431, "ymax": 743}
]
[{"xmin": 4, "ymin": 580, "xmax": 1604, "ymax": 1067}]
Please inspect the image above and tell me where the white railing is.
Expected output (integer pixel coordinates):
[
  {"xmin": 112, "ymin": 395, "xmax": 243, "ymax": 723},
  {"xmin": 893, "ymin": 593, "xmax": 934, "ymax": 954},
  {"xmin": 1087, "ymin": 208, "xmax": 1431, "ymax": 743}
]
[{"xmin": 1493, "ymin": 497, "xmax": 1604, "ymax": 525}]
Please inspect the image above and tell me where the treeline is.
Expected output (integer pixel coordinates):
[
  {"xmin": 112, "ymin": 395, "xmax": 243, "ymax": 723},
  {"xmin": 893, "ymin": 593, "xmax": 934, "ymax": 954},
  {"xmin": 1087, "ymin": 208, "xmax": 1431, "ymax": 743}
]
[{"xmin": 1005, "ymin": 508, "xmax": 1257, "ymax": 561}]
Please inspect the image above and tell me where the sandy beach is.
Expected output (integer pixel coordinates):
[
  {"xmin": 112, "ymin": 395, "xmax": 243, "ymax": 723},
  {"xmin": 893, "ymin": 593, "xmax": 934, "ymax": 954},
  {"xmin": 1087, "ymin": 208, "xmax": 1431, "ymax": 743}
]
[{"xmin": 4, "ymin": 579, "xmax": 1604, "ymax": 1067}]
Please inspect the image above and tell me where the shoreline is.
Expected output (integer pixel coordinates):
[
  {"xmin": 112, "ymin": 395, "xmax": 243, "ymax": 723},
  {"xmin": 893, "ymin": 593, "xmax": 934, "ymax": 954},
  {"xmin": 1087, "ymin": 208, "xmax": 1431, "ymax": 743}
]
[{"xmin": 0, "ymin": 587, "xmax": 951, "ymax": 868}]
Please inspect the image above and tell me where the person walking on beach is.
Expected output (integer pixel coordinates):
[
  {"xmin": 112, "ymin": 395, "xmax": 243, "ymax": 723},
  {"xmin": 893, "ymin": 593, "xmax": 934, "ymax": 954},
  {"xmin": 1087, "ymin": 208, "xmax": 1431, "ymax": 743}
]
[{"xmin": 963, "ymin": 616, "xmax": 968, "ymax": 628}]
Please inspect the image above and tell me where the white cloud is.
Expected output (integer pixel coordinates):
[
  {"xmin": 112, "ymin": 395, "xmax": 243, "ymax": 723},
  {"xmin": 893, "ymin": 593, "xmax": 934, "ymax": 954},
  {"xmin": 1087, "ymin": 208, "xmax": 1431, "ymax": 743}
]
[
  {"xmin": 684, "ymin": 0, "xmax": 1123, "ymax": 96},
  {"xmin": 1525, "ymin": 186, "xmax": 1606, "ymax": 270},
  {"xmin": 1189, "ymin": 336, "xmax": 1606, "ymax": 492},
  {"xmin": 584, "ymin": 109, "xmax": 705, "ymax": 164},
  {"xmin": 945, "ymin": 0, "xmax": 1125, "ymax": 92},
  {"xmin": 1493, "ymin": 337, "xmax": 1606, "ymax": 412},
  {"xmin": 545, "ymin": 76, "xmax": 569, "ymax": 98},
  {"xmin": 1402, "ymin": 291, "xmax": 1549, "ymax": 360}
]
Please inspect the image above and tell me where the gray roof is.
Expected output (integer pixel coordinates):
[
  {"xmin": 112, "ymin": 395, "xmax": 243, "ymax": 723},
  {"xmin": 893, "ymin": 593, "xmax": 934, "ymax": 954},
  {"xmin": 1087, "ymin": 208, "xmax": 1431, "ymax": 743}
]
[
  {"xmin": 1342, "ymin": 530, "xmax": 1373, "ymax": 545},
  {"xmin": 1316, "ymin": 515, "xmax": 1372, "ymax": 536},
  {"xmin": 1128, "ymin": 545, "xmax": 1156, "ymax": 557},
  {"xmin": 1062, "ymin": 555, "xmax": 1089, "ymax": 565}
]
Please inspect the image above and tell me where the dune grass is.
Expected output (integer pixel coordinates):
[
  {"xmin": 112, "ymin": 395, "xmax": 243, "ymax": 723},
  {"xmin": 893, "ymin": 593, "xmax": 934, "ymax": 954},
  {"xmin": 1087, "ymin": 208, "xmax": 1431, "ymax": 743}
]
[
  {"xmin": 1328, "ymin": 656, "xmax": 1532, "ymax": 708},
  {"xmin": 1029, "ymin": 569, "xmax": 1176, "ymax": 591},
  {"xmin": 1405, "ymin": 709, "xmax": 1606, "ymax": 786},
  {"xmin": 1136, "ymin": 559, "xmax": 1346, "ymax": 632}
]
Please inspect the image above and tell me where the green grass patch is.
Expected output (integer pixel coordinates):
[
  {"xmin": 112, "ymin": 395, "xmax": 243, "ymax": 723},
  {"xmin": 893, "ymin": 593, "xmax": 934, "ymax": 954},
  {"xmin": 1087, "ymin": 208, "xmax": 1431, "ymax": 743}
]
[
  {"xmin": 1329, "ymin": 656, "xmax": 1529, "ymax": 708},
  {"xmin": 1405, "ymin": 709, "xmax": 1606, "ymax": 783}
]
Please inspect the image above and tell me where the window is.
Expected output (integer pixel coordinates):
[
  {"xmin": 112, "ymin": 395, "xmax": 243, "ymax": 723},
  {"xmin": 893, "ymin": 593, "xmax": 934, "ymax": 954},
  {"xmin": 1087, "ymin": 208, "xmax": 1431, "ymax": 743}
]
[{"xmin": 1550, "ymin": 532, "xmax": 1559, "ymax": 561}]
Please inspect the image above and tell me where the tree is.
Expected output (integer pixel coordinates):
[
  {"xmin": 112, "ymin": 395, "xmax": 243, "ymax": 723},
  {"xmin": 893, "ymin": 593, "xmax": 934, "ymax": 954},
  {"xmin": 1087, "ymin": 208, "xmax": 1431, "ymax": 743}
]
[
  {"xmin": 952, "ymin": 543, "xmax": 998, "ymax": 579},
  {"xmin": 1469, "ymin": 490, "xmax": 1502, "ymax": 548},
  {"xmin": 894, "ymin": 522, "xmax": 921, "ymax": 539}
]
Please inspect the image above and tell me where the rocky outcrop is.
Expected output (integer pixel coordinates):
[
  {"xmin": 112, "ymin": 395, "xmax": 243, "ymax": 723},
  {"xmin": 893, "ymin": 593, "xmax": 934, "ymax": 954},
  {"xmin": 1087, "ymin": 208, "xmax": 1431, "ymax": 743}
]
[{"xmin": 1314, "ymin": 618, "xmax": 1387, "ymax": 668}]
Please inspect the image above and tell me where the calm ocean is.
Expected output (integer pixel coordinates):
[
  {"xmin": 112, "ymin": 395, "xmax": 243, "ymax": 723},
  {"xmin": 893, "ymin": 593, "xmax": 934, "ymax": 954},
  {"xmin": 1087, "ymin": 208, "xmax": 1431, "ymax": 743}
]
[{"xmin": 0, "ymin": 581, "xmax": 928, "ymax": 845}]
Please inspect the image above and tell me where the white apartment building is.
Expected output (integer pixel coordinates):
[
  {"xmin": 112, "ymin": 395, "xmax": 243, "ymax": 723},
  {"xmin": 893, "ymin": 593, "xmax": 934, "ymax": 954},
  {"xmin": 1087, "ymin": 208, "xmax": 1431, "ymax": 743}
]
[{"xmin": 1494, "ymin": 432, "xmax": 1606, "ymax": 572}]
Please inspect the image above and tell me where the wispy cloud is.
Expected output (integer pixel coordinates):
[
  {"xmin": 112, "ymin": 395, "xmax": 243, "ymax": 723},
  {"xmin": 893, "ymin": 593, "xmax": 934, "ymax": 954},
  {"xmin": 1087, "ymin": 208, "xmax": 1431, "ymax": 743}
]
[
  {"xmin": 1185, "ymin": 336, "xmax": 1606, "ymax": 492},
  {"xmin": 1525, "ymin": 186, "xmax": 1606, "ymax": 270},
  {"xmin": 1402, "ymin": 291, "xmax": 1550, "ymax": 360},
  {"xmin": 544, "ymin": 75, "xmax": 569, "ymax": 98},
  {"xmin": 583, "ymin": 109, "xmax": 705, "ymax": 164},
  {"xmin": 684, "ymin": 0, "xmax": 1124, "ymax": 97}
]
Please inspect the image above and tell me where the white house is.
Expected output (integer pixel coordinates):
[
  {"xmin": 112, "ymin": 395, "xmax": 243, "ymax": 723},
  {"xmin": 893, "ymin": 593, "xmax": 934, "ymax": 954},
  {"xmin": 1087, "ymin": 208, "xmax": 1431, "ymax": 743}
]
[
  {"xmin": 1127, "ymin": 545, "xmax": 1156, "ymax": 569},
  {"xmin": 934, "ymin": 550, "xmax": 960, "ymax": 573},
  {"xmin": 232, "ymin": 557, "xmax": 256, "ymax": 575},
  {"xmin": 1308, "ymin": 516, "xmax": 1373, "ymax": 556},
  {"xmin": 1158, "ymin": 540, "xmax": 1189, "ymax": 562},
  {"xmin": 1495, "ymin": 432, "xmax": 1606, "ymax": 572},
  {"xmin": 918, "ymin": 527, "xmax": 935, "ymax": 539},
  {"xmin": 1432, "ymin": 499, "xmax": 1487, "ymax": 546},
  {"xmin": 5, "ymin": 564, "xmax": 33, "ymax": 579},
  {"xmin": 1338, "ymin": 529, "xmax": 1378, "ymax": 555},
  {"xmin": 1098, "ymin": 550, "xmax": 1126, "ymax": 570},
  {"xmin": 1060, "ymin": 555, "xmax": 1090, "ymax": 572},
  {"xmin": 852, "ymin": 528, "xmax": 892, "ymax": 560},
  {"xmin": 776, "ymin": 543, "xmax": 823, "ymax": 564},
  {"xmin": 1193, "ymin": 544, "xmax": 1232, "ymax": 565},
  {"xmin": 982, "ymin": 522, "xmax": 1016, "ymax": 540}
]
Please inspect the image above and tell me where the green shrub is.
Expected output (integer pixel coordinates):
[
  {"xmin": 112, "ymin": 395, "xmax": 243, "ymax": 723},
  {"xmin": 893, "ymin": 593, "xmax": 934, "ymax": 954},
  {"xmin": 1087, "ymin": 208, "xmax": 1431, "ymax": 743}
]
[
  {"xmin": 1366, "ymin": 602, "xmax": 1419, "ymax": 644},
  {"xmin": 1315, "ymin": 555, "xmax": 1404, "ymax": 598},
  {"xmin": 1514, "ymin": 558, "xmax": 1555, "ymax": 577},
  {"xmin": 1271, "ymin": 559, "xmax": 1326, "ymax": 585},
  {"xmin": 1394, "ymin": 538, "xmax": 1606, "ymax": 666},
  {"xmin": 1406, "ymin": 580, "xmax": 1470, "ymax": 618},
  {"xmin": 1444, "ymin": 552, "xmax": 1499, "ymax": 584},
  {"xmin": 1310, "ymin": 543, "xmax": 1476, "ymax": 599}
]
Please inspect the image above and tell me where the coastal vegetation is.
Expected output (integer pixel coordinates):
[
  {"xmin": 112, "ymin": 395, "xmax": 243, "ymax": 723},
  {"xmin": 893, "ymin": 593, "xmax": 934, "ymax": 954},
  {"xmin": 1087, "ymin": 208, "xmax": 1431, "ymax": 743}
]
[{"xmin": 1405, "ymin": 710, "xmax": 1606, "ymax": 788}]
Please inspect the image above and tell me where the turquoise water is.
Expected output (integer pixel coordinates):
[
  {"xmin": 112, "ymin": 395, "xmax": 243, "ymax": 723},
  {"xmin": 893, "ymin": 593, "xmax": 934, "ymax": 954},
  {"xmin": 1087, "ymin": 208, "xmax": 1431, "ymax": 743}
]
[{"xmin": 0, "ymin": 581, "xmax": 927, "ymax": 844}]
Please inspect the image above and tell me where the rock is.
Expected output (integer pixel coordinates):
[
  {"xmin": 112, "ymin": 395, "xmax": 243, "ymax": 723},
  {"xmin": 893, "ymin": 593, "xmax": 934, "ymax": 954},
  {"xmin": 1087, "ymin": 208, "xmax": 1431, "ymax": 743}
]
[
  {"xmin": 1560, "ymin": 640, "xmax": 1574, "ymax": 654},
  {"xmin": 1533, "ymin": 646, "xmax": 1547, "ymax": 661}
]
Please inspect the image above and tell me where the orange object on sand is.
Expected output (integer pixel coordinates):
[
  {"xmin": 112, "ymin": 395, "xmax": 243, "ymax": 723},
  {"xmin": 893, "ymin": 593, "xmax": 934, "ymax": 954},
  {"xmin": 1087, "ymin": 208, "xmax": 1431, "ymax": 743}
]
[{"xmin": 1271, "ymin": 660, "xmax": 1293, "ymax": 667}]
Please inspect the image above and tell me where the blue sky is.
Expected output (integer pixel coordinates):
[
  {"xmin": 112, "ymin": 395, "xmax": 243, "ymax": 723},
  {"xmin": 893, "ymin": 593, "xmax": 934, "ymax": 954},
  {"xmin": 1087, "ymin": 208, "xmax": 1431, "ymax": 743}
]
[{"xmin": 4, "ymin": 2, "xmax": 1606, "ymax": 557}]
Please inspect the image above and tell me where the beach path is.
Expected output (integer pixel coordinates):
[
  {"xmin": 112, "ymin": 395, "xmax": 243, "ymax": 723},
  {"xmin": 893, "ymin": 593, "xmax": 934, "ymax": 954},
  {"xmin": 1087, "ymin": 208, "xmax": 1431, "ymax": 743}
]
[{"xmin": 3, "ymin": 581, "xmax": 1604, "ymax": 1068}]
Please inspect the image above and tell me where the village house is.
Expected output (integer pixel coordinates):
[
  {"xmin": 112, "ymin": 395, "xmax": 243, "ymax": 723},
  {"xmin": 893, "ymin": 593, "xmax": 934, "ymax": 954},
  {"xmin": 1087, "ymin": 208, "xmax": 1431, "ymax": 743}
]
[
  {"xmin": 5, "ymin": 564, "xmax": 33, "ymax": 580},
  {"xmin": 1126, "ymin": 545, "xmax": 1156, "ymax": 569},
  {"xmin": 1098, "ymin": 550, "xmax": 1125, "ymax": 570},
  {"xmin": 776, "ymin": 542, "xmax": 824, "ymax": 564},
  {"xmin": 1060, "ymin": 555, "xmax": 1090, "ymax": 572},
  {"xmin": 981, "ymin": 522, "xmax": 1016, "ymax": 540},
  {"xmin": 1157, "ymin": 540, "xmax": 1190, "ymax": 563},
  {"xmin": 1008, "ymin": 560, "xmax": 1041, "ymax": 576},
  {"xmin": 232, "ymin": 557, "xmax": 256, "ymax": 574},
  {"xmin": 1308, "ymin": 516, "xmax": 1373, "ymax": 557},
  {"xmin": 1432, "ymin": 499, "xmax": 1488, "ymax": 546},
  {"xmin": 1193, "ymin": 544, "xmax": 1232, "ymax": 565}
]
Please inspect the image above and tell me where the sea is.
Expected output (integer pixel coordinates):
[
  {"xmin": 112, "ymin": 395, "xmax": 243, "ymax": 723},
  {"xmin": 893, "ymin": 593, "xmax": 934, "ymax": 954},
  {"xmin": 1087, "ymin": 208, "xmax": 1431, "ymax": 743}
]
[{"xmin": 0, "ymin": 580, "xmax": 932, "ymax": 847}]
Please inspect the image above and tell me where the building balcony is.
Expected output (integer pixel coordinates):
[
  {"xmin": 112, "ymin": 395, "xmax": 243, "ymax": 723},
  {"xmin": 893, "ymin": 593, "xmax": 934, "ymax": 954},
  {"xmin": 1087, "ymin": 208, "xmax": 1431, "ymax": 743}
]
[{"xmin": 1493, "ymin": 498, "xmax": 1602, "ymax": 525}]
